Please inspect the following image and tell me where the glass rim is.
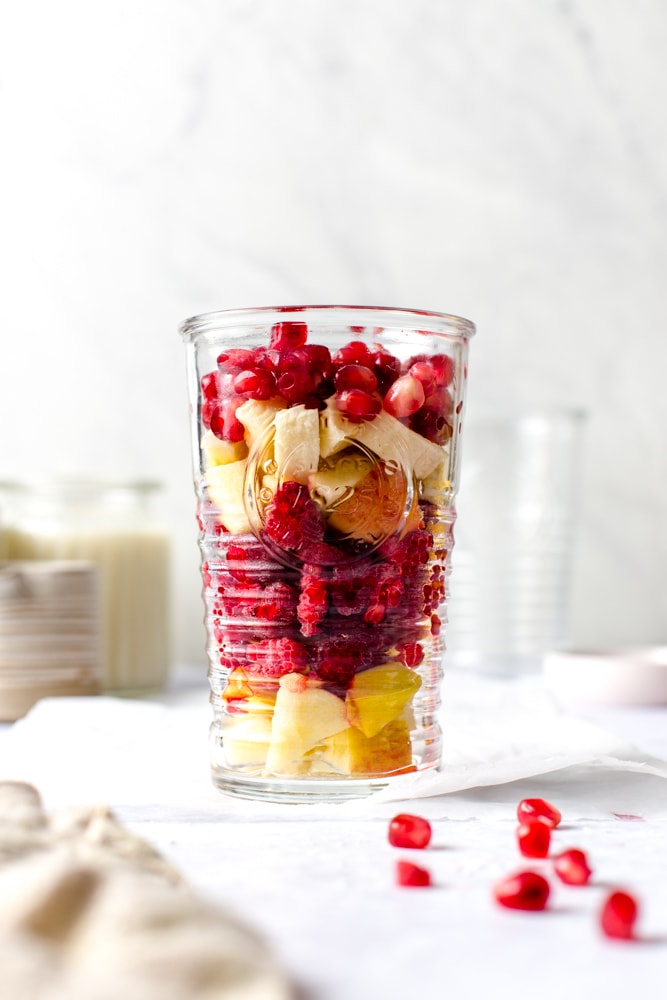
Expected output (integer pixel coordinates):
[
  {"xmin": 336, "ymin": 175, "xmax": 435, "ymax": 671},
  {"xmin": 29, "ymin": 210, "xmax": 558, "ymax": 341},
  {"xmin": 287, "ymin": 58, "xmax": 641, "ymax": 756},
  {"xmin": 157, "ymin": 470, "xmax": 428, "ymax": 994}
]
[{"xmin": 178, "ymin": 303, "xmax": 476, "ymax": 343}]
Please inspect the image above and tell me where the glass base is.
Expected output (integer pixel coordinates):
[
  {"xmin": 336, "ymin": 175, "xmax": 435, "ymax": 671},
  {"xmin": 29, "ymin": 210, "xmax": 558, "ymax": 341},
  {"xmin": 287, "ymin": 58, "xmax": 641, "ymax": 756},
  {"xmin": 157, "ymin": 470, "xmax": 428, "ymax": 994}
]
[{"xmin": 211, "ymin": 769, "xmax": 395, "ymax": 803}]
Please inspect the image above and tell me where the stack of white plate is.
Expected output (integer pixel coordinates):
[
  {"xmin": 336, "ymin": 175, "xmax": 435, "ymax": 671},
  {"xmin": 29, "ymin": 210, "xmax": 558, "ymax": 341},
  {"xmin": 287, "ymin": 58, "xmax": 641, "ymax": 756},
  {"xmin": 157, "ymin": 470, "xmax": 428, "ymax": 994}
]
[{"xmin": 0, "ymin": 561, "xmax": 101, "ymax": 721}]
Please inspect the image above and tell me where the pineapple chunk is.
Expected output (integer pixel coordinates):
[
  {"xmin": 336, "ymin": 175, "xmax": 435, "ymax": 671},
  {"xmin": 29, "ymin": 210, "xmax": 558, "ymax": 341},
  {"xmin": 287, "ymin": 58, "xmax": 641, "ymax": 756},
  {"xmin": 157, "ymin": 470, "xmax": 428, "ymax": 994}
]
[
  {"xmin": 273, "ymin": 405, "xmax": 320, "ymax": 485},
  {"xmin": 420, "ymin": 452, "xmax": 452, "ymax": 502},
  {"xmin": 319, "ymin": 399, "xmax": 444, "ymax": 480},
  {"xmin": 308, "ymin": 450, "xmax": 373, "ymax": 508},
  {"xmin": 202, "ymin": 429, "xmax": 248, "ymax": 468},
  {"xmin": 236, "ymin": 398, "xmax": 286, "ymax": 451},
  {"xmin": 206, "ymin": 460, "xmax": 251, "ymax": 534},
  {"xmin": 346, "ymin": 663, "xmax": 422, "ymax": 738},
  {"xmin": 317, "ymin": 720, "xmax": 414, "ymax": 776}
]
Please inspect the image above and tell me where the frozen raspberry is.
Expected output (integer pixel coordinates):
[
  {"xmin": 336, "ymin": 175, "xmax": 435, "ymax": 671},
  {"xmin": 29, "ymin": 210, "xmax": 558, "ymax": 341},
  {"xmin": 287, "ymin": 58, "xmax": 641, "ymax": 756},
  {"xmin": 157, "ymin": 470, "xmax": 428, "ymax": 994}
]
[
  {"xmin": 264, "ymin": 482, "xmax": 326, "ymax": 559},
  {"xmin": 297, "ymin": 566, "xmax": 329, "ymax": 635},
  {"xmin": 312, "ymin": 635, "xmax": 372, "ymax": 685},
  {"xmin": 255, "ymin": 581, "xmax": 298, "ymax": 622},
  {"xmin": 246, "ymin": 637, "xmax": 308, "ymax": 678}
]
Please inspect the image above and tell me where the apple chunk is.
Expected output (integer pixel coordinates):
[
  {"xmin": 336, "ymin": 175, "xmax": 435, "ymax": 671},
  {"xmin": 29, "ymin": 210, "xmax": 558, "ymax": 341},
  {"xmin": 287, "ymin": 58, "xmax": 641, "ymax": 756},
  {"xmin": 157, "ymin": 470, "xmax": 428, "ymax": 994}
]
[{"xmin": 265, "ymin": 673, "xmax": 348, "ymax": 775}]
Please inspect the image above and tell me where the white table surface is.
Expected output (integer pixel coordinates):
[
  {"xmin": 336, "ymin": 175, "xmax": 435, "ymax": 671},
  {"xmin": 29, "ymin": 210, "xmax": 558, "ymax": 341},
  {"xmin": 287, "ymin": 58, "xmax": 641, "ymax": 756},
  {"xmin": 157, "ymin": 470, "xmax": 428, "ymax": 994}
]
[{"xmin": 2, "ymin": 667, "xmax": 667, "ymax": 1000}]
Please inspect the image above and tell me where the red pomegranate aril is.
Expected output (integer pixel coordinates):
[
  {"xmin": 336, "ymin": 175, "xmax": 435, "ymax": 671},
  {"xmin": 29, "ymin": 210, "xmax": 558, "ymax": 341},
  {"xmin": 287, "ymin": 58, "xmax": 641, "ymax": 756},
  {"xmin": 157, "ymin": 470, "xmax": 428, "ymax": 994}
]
[
  {"xmin": 201, "ymin": 371, "xmax": 219, "ymax": 401},
  {"xmin": 336, "ymin": 388, "xmax": 381, "ymax": 422},
  {"xmin": 431, "ymin": 353, "xmax": 455, "ymax": 387},
  {"xmin": 396, "ymin": 860, "xmax": 432, "ymax": 887},
  {"xmin": 493, "ymin": 871, "xmax": 550, "ymax": 911},
  {"xmin": 233, "ymin": 368, "xmax": 276, "ymax": 400},
  {"xmin": 517, "ymin": 798, "xmax": 562, "ymax": 829},
  {"xmin": 383, "ymin": 375, "xmax": 426, "ymax": 419},
  {"xmin": 270, "ymin": 321, "xmax": 308, "ymax": 350},
  {"xmin": 554, "ymin": 848, "xmax": 592, "ymax": 886},
  {"xmin": 277, "ymin": 368, "xmax": 311, "ymax": 405},
  {"xmin": 217, "ymin": 349, "xmax": 255, "ymax": 371},
  {"xmin": 209, "ymin": 396, "xmax": 246, "ymax": 442},
  {"xmin": 388, "ymin": 814, "xmax": 432, "ymax": 849},
  {"xmin": 333, "ymin": 340, "xmax": 372, "ymax": 367},
  {"xmin": 398, "ymin": 642, "xmax": 424, "ymax": 668},
  {"xmin": 371, "ymin": 347, "xmax": 401, "ymax": 392},
  {"xmin": 334, "ymin": 363, "xmax": 378, "ymax": 394},
  {"xmin": 408, "ymin": 361, "xmax": 436, "ymax": 396},
  {"xmin": 600, "ymin": 890, "xmax": 639, "ymax": 940},
  {"xmin": 516, "ymin": 820, "xmax": 551, "ymax": 858}
]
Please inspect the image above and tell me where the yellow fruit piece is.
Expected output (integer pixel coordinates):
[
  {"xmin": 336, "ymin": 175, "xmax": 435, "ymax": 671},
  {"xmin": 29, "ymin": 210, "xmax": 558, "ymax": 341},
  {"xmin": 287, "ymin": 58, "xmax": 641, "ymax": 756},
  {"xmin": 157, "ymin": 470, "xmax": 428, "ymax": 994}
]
[
  {"xmin": 346, "ymin": 663, "xmax": 422, "ymax": 738},
  {"xmin": 223, "ymin": 715, "xmax": 272, "ymax": 767},
  {"xmin": 420, "ymin": 453, "xmax": 452, "ymax": 502},
  {"xmin": 202, "ymin": 429, "xmax": 248, "ymax": 468},
  {"xmin": 309, "ymin": 450, "xmax": 373, "ymax": 508},
  {"xmin": 206, "ymin": 460, "xmax": 251, "ymax": 533},
  {"xmin": 265, "ymin": 674, "xmax": 348, "ymax": 774},
  {"xmin": 319, "ymin": 398, "xmax": 444, "ymax": 480},
  {"xmin": 317, "ymin": 719, "xmax": 414, "ymax": 776},
  {"xmin": 325, "ymin": 464, "xmax": 420, "ymax": 542},
  {"xmin": 273, "ymin": 405, "xmax": 320, "ymax": 484},
  {"xmin": 236, "ymin": 398, "xmax": 286, "ymax": 450}
]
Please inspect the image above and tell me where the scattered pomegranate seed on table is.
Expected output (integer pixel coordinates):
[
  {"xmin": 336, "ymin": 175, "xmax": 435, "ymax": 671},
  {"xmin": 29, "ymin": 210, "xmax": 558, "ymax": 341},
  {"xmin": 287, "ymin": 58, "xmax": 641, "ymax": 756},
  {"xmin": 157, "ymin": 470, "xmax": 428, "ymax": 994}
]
[
  {"xmin": 554, "ymin": 848, "xmax": 593, "ymax": 886},
  {"xmin": 600, "ymin": 890, "xmax": 639, "ymax": 940},
  {"xmin": 388, "ymin": 813, "xmax": 432, "ymax": 849},
  {"xmin": 396, "ymin": 860, "xmax": 432, "ymax": 888},
  {"xmin": 516, "ymin": 797, "xmax": 562, "ymax": 829},
  {"xmin": 493, "ymin": 871, "xmax": 551, "ymax": 911},
  {"xmin": 516, "ymin": 819, "xmax": 551, "ymax": 858}
]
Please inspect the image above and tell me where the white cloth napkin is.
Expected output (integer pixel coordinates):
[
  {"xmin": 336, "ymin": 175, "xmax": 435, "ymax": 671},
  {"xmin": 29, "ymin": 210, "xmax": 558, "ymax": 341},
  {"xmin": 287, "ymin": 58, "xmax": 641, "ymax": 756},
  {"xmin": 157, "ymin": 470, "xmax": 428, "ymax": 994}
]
[{"xmin": 1, "ymin": 671, "xmax": 666, "ymax": 820}]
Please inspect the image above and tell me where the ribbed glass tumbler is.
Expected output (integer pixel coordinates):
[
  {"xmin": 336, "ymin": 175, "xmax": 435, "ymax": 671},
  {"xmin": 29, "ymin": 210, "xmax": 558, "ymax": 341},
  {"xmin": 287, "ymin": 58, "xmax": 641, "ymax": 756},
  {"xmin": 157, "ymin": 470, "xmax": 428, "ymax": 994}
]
[{"xmin": 180, "ymin": 306, "xmax": 475, "ymax": 802}]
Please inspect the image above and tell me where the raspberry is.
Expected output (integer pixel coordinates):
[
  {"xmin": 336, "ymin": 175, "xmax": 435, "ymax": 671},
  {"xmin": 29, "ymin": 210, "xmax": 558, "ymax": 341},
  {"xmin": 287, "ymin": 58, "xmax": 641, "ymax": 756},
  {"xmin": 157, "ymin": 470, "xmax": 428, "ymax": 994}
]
[
  {"xmin": 264, "ymin": 482, "xmax": 326, "ymax": 559},
  {"xmin": 312, "ymin": 634, "xmax": 372, "ymax": 685},
  {"xmin": 297, "ymin": 566, "xmax": 329, "ymax": 635},
  {"xmin": 255, "ymin": 581, "xmax": 298, "ymax": 622},
  {"xmin": 246, "ymin": 638, "xmax": 308, "ymax": 678}
]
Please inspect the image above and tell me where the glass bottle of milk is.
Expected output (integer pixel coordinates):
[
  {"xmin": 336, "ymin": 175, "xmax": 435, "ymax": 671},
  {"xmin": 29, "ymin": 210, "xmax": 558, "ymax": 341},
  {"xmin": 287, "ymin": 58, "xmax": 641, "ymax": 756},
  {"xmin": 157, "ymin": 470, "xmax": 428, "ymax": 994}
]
[{"xmin": 0, "ymin": 481, "xmax": 170, "ymax": 693}]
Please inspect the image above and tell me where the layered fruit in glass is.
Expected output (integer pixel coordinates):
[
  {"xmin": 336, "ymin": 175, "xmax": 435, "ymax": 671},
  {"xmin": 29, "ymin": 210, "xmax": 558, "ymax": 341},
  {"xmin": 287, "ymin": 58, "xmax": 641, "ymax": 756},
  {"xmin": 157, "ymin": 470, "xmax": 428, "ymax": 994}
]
[{"xmin": 183, "ymin": 307, "xmax": 473, "ymax": 799}]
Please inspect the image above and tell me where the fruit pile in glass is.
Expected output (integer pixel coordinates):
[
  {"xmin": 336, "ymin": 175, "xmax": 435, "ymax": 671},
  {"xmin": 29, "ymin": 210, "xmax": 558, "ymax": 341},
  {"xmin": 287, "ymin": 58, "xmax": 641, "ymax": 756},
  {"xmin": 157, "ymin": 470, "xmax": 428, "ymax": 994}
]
[{"xmin": 196, "ymin": 318, "xmax": 461, "ymax": 786}]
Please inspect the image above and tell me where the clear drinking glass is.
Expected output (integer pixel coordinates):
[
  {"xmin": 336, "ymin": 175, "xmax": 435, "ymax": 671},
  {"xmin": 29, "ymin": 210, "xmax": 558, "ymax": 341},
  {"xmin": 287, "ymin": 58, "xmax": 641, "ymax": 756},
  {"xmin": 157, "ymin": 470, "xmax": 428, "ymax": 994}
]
[
  {"xmin": 180, "ymin": 306, "xmax": 475, "ymax": 801},
  {"xmin": 446, "ymin": 409, "xmax": 585, "ymax": 676}
]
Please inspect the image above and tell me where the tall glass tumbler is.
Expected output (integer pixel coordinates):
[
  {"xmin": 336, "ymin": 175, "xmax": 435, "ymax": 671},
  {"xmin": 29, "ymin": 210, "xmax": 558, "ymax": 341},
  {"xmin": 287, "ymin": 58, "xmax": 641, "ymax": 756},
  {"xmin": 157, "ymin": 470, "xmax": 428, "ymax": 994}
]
[{"xmin": 180, "ymin": 306, "xmax": 475, "ymax": 801}]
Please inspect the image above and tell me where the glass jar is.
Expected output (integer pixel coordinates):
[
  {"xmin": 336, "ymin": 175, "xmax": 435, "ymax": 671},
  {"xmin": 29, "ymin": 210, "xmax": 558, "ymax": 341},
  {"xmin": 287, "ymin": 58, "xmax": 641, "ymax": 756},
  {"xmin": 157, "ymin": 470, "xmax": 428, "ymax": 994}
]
[
  {"xmin": 0, "ymin": 481, "xmax": 170, "ymax": 693},
  {"xmin": 180, "ymin": 305, "xmax": 475, "ymax": 802}
]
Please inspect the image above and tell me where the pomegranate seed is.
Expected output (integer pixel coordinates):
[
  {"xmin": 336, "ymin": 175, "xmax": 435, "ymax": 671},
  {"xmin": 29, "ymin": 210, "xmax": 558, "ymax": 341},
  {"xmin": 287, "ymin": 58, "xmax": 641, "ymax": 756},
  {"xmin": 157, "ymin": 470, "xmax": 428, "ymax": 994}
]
[
  {"xmin": 336, "ymin": 388, "xmax": 381, "ymax": 422},
  {"xmin": 388, "ymin": 814, "xmax": 432, "ymax": 849},
  {"xmin": 270, "ymin": 321, "xmax": 308, "ymax": 350},
  {"xmin": 277, "ymin": 368, "xmax": 311, "ymax": 405},
  {"xmin": 396, "ymin": 860, "xmax": 431, "ymax": 887},
  {"xmin": 383, "ymin": 375, "xmax": 426, "ymax": 418},
  {"xmin": 208, "ymin": 397, "xmax": 246, "ymax": 441},
  {"xmin": 554, "ymin": 848, "xmax": 592, "ymax": 886},
  {"xmin": 430, "ymin": 353, "xmax": 455, "ymax": 386},
  {"xmin": 333, "ymin": 340, "xmax": 372, "ymax": 367},
  {"xmin": 398, "ymin": 642, "xmax": 424, "ymax": 668},
  {"xmin": 371, "ymin": 347, "xmax": 401, "ymax": 393},
  {"xmin": 334, "ymin": 363, "xmax": 378, "ymax": 394},
  {"xmin": 516, "ymin": 820, "xmax": 551, "ymax": 858},
  {"xmin": 517, "ymin": 798, "xmax": 562, "ymax": 829},
  {"xmin": 201, "ymin": 371, "xmax": 219, "ymax": 401},
  {"xmin": 217, "ymin": 349, "xmax": 254, "ymax": 371},
  {"xmin": 493, "ymin": 871, "xmax": 550, "ymax": 911},
  {"xmin": 233, "ymin": 368, "xmax": 276, "ymax": 400},
  {"xmin": 600, "ymin": 890, "xmax": 639, "ymax": 940},
  {"xmin": 408, "ymin": 361, "xmax": 436, "ymax": 396}
]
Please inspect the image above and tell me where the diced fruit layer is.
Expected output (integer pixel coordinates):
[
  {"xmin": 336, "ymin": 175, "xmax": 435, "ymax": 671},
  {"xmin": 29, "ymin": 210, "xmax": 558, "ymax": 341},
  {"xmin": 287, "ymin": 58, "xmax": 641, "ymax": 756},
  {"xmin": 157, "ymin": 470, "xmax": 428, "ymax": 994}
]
[{"xmin": 198, "ymin": 325, "xmax": 457, "ymax": 779}]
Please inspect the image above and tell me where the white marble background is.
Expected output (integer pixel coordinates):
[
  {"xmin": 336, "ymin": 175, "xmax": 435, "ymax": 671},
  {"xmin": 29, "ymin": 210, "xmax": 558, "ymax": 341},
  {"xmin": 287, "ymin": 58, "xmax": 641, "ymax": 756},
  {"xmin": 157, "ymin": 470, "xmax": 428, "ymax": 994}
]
[{"xmin": 0, "ymin": 0, "xmax": 665, "ymax": 665}]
